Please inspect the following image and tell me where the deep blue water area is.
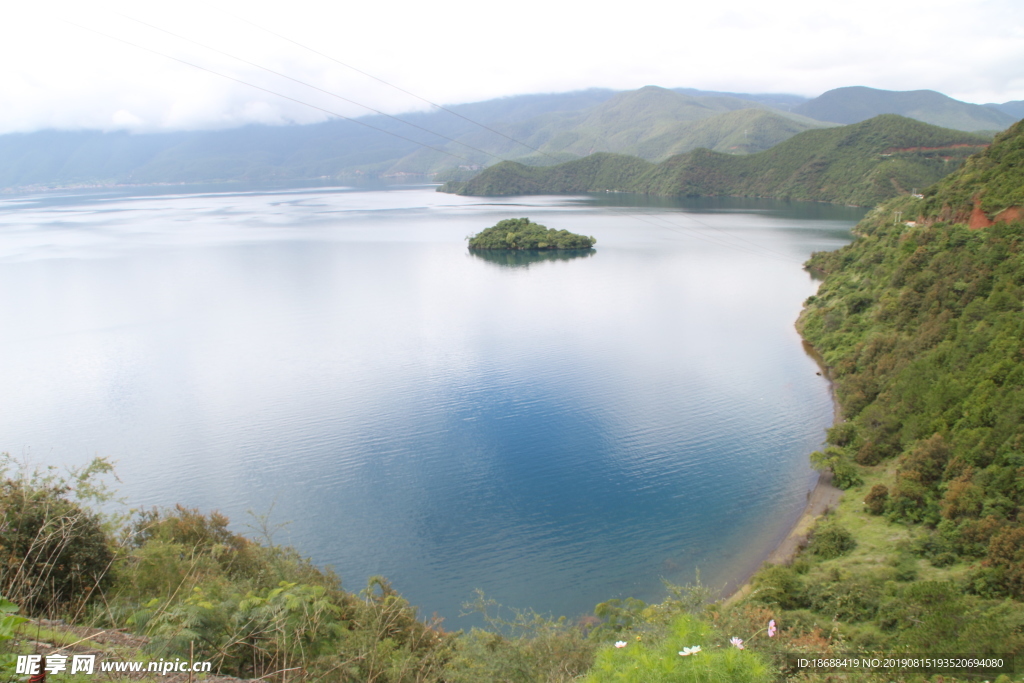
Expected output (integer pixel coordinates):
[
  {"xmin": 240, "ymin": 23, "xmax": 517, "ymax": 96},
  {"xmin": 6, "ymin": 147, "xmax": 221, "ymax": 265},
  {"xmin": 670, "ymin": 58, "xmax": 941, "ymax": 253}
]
[{"xmin": 0, "ymin": 185, "xmax": 863, "ymax": 625}]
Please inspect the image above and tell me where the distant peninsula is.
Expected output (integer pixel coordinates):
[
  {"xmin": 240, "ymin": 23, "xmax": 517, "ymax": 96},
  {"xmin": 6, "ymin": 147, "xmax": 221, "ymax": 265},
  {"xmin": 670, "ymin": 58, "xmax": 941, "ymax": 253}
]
[
  {"xmin": 467, "ymin": 218, "xmax": 596, "ymax": 250},
  {"xmin": 441, "ymin": 115, "xmax": 991, "ymax": 207}
]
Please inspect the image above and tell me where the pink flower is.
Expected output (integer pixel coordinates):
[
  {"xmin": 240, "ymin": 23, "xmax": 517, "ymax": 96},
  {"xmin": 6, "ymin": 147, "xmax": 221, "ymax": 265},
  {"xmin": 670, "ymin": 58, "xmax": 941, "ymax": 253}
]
[
  {"xmin": 614, "ymin": 641, "xmax": 627, "ymax": 648},
  {"xmin": 730, "ymin": 637, "xmax": 744, "ymax": 649},
  {"xmin": 768, "ymin": 619, "xmax": 777, "ymax": 638}
]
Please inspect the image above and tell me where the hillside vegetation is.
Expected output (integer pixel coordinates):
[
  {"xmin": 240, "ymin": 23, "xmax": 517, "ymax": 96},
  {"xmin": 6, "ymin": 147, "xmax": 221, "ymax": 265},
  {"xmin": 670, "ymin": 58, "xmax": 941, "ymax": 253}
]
[
  {"xmin": 921, "ymin": 119, "xmax": 1024, "ymax": 221},
  {"xmin": 735, "ymin": 117, "xmax": 1024, "ymax": 671},
  {"xmin": 444, "ymin": 115, "xmax": 990, "ymax": 207},
  {"xmin": 0, "ymin": 455, "xmax": 793, "ymax": 683}
]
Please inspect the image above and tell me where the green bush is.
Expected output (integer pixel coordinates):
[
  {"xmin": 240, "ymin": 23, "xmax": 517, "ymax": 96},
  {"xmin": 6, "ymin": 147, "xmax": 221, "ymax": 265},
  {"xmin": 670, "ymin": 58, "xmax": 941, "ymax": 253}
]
[
  {"xmin": 444, "ymin": 589, "xmax": 597, "ymax": 683},
  {"xmin": 803, "ymin": 575, "xmax": 882, "ymax": 622},
  {"xmin": 0, "ymin": 456, "xmax": 115, "ymax": 615},
  {"xmin": 750, "ymin": 566, "xmax": 805, "ymax": 610},
  {"xmin": 809, "ymin": 447, "xmax": 863, "ymax": 489},
  {"xmin": 0, "ymin": 596, "xmax": 28, "ymax": 676},
  {"xmin": 807, "ymin": 520, "xmax": 857, "ymax": 559},
  {"xmin": 863, "ymin": 484, "xmax": 889, "ymax": 515}
]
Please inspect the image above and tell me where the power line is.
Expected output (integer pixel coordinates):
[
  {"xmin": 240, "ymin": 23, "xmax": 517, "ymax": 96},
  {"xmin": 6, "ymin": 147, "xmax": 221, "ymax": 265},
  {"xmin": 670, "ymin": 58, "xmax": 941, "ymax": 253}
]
[
  {"xmin": 118, "ymin": 14, "xmax": 512, "ymax": 165},
  {"xmin": 65, "ymin": 20, "xmax": 475, "ymax": 165},
  {"xmin": 224, "ymin": 12, "xmax": 560, "ymax": 162},
  {"xmin": 608, "ymin": 207, "xmax": 804, "ymax": 265},
  {"xmin": 655, "ymin": 208, "xmax": 805, "ymax": 263}
]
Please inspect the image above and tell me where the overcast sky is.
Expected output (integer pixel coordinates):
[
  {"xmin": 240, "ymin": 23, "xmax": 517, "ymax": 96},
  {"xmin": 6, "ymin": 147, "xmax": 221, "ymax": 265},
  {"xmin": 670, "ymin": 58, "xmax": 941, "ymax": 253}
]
[{"xmin": 2, "ymin": 0, "xmax": 1022, "ymax": 135}]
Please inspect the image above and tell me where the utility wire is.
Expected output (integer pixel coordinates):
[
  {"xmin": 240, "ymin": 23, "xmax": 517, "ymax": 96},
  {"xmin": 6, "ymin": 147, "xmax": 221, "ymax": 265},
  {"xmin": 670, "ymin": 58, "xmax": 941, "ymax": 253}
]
[
  {"xmin": 65, "ymin": 21, "xmax": 474, "ymax": 165},
  {"xmin": 225, "ymin": 13, "xmax": 560, "ymax": 162},
  {"xmin": 648, "ymin": 208, "xmax": 806, "ymax": 263},
  {"xmin": 609, "ymin": 207, "xmax": 804, "ymax": 265},
  {"xmin": 118, "ymin": 14, "xmax": 512, "ymax": 165}
]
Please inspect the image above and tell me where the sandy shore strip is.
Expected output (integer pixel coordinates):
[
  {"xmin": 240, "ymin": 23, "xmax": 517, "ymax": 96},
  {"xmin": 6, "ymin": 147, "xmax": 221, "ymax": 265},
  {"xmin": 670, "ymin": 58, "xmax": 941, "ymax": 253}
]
[
  {"xmin": 716, "ymin": 330, "xmax": 845, "ymax": 605},
  {"xmin": 723, "ymin": 469, "xmax": 844, "ymax": 605}
]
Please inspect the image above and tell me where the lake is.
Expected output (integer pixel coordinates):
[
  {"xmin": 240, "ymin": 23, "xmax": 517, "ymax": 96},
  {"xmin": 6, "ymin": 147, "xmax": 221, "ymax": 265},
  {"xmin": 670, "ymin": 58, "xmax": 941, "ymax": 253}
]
[{"xmin": 0, "ymin": 184, "xmax": 862, "ymax": 624}]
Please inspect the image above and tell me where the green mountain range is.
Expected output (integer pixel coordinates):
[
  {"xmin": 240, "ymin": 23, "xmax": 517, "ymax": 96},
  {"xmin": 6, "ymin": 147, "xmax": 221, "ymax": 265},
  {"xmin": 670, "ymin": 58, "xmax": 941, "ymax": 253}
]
[
  {"xmin": 794, "ymin": 86, "xmax": 1017, "ymax": 132},
  {"xmin": 0, "ymin": 86, "xmax": 821, "ymax": 191},
  {"xmin": 0, "ymin": 89, "xmax": 621, "ymax": 189},
  {"xmin": 443, "ymin": 115, "xmax": 991, "ymax": 207},
  {"xmin": 0, "ymin": 85, "xmax": 1018, "ymax": 192},
  {"xmin": 382, "ymin": 86, "xmax": 832, "ymax": 175}
]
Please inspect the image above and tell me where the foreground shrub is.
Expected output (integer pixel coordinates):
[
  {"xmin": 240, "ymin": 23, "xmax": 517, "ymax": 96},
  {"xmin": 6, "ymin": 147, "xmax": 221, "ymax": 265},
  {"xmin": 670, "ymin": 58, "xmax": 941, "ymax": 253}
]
[
  {"xmin": 807, "ymin": 520, "xmax": 857, "ymax": 559},
  {"xmin": 750, "ymin": 565, "xmax": 805, "ymax": 610},
  {"xmin": 0, "ymin": 455, "xmax": 115, "ymax": 615},
  {"xmin": 584, "ymin": 613, "xmax": 772, "ymax": 683},
  {"xmin": 444, "ymin": 590, "xmax": 595, "ymax": 682},
  {"xmin": 0, "ymin": 596, "xmax": 28, "ymax": 676}
]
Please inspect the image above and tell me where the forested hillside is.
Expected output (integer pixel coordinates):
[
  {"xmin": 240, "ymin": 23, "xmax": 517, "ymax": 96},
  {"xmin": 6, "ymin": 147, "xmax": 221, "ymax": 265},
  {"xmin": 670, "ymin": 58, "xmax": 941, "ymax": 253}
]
[
  {"xmin": 801, "ymin": 120, "xmax": 1024, "ymax": 580},
  {"xmin": 445, "ymin": 115, "xmax": 991, "ymax": 207},
  {"xmin": 736, "ymin": 118, "xmax": 1024, "ymax": 666}
]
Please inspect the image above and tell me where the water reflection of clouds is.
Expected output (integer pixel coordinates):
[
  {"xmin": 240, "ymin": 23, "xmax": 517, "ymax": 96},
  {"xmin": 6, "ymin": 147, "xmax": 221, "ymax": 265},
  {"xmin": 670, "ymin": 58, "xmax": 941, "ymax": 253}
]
[{"xmin": 0, "ymin": 186, "xmax": 853, "ymax": 622}]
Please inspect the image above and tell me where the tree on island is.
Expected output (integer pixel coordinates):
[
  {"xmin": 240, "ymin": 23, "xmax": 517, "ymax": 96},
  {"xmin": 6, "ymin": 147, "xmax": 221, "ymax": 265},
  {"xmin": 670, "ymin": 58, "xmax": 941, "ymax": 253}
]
[{"xmin": 467, "ymin": 217, "xmax": 596, "ymax": 250}]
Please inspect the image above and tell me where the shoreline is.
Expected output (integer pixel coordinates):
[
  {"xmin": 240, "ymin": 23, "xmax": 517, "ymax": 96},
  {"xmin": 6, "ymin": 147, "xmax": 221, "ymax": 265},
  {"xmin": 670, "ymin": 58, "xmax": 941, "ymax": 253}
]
[
  {"xmin": 723, "ymin": 470, "xmax": 844, "ymax": 605},
  {"xmin": 722, "ymin": 338, "xmax": 844, "ymax": 606}
]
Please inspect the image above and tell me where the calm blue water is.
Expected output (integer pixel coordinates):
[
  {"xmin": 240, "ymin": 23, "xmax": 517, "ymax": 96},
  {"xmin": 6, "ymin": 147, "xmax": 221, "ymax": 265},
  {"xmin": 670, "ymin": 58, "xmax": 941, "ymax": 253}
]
[{"xmin": 0, "ymin": 185, "xmax": 861, "ymax": 624}]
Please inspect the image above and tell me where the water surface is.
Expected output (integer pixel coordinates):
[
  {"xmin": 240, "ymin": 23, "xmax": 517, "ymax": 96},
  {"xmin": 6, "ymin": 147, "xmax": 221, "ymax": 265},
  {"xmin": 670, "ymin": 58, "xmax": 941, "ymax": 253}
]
[{"xmin": 0, "ymin": 186, "xmax": 861, "ymax": 623}]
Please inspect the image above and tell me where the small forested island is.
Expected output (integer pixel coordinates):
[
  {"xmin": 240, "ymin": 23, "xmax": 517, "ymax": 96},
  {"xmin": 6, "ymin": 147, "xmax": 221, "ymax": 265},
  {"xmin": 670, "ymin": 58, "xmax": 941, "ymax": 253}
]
[{"xmin": 468, "ymin": 217, "xmax": 596, "ymax": 250}]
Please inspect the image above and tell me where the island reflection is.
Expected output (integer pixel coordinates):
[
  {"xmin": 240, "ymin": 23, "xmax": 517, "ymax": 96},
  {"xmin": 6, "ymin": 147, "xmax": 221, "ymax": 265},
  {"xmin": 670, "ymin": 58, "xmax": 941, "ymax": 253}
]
[{"xmin": 469, "ymin": 248, "xmax": 595, "ymax": 268}]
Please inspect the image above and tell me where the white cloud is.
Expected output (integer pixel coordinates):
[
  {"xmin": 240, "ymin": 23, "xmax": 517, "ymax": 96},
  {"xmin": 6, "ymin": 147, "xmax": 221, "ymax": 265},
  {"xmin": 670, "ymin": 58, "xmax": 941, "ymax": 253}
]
[{"xmin": 1, "ymin": 0, "xmax": 1022, "ymax": 135}]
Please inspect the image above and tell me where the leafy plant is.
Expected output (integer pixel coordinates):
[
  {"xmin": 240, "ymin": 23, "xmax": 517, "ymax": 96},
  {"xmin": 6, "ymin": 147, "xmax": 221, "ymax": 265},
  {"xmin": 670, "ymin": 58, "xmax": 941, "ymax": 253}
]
[
  {"xmin": 584, "ymin": 613, "xmax": 772, "ymax": 683},
  {"xmin": 807, "ymin": 520, "xmax": 857, "ymax": 559},
  {"xmin": 0, "ymin": 596, "xmax": 28, "ymax": 676},
  {"xmin": 0, "ymin": 455, "xmax": 116, "ymax": 616},
  {"xmin": 445, "ymin": 590, "xmax": 594, "ymax": 683}
]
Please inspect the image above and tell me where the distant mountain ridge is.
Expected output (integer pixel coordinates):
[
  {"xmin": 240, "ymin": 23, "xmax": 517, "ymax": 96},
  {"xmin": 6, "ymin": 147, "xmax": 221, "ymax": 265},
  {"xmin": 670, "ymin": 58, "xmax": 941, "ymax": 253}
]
[
  {"xmin": 795, "ymin": 86, "xmax": 1016, "ymax": 132},
  {"xmin": 0, "ymin": 87, "xmax": 820, "ymax": 190},
  {"xmin": 384, "ymin": 86, "xmax": 833, "ymax": 175},
  {"xmin": 442, "ymin": 115, "xmax": 991, "ymax": 207},
  {"xmin": 0, "ymin": 85, "xmax": 1017, "ymax": 192},
  {"xmin": 985, "ymin": 100, "xmax": 1024, "ymax": 120}
]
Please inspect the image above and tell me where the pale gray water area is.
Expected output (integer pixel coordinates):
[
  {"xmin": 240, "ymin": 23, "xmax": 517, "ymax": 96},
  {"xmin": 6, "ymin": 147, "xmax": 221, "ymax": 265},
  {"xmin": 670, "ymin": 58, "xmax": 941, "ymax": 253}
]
[{"xmin": 0, "ymin": 185, "xmax": 863, "ymax": 624}]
